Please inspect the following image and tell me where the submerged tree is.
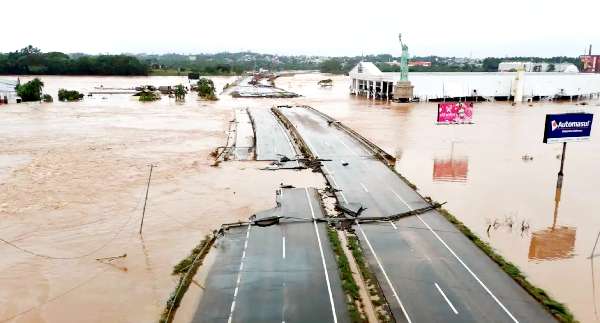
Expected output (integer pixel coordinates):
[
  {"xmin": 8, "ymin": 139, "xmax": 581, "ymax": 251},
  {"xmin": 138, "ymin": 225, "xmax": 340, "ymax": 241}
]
[
  {"xmin": 197, "ymin": 78, "xmax": 217, "ymax": 100},
  {"xmin": 174, "ymin": 84, "xmax": 187, "ymax": 102},
  {"xmin": 16, "ymin": 78, "xmax": 44, "ymax": 101},
  {"xmin": 139, "ymin": 91, "xmax": 161, "ymax": 102}
]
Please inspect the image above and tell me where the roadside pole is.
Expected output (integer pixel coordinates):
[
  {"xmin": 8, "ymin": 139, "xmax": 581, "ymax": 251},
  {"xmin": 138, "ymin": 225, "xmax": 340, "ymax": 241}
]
[
  {"xmin": 139, "ymin": 164, "xmax": 156, "ymax": 235},
  {"xmin": 543, "ymin": 112, "xmax": 594, "ymax": 229}
]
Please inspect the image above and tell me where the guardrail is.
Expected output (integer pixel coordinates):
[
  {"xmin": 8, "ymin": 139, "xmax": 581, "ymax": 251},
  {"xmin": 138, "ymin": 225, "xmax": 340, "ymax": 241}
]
[{"xmin": 271, "ymin": 106, "xmax": 314, "ymax": 158}]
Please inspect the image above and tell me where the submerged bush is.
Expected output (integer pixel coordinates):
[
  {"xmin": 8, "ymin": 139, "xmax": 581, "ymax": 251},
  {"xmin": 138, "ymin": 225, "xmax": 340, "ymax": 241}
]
[
  {"xmin": 197, "ymin": 78, "xmax": 217, "ymax": 100},
  {"xmin": 58, "ymin": 89, "xmax": 84, "ymax": 102},
  {"xmin": 139, "ymin": 91, "xmax": 161, "ymax": 102}
]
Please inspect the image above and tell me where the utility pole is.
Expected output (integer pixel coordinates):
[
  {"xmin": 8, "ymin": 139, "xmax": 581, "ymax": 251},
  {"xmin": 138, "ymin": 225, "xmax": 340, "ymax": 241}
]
[{"xmin": 139, "ymin": 164, "xmax": 156, "ymax": 235}]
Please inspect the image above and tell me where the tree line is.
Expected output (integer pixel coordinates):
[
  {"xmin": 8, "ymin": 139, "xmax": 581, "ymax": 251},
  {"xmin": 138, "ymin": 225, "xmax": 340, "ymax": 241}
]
[
  {"xmin": 0, "ymin": 46, "xmax": 148, "ymax": 75},
  {"xmin": 319, "ymin": 55, "xmax": 583, "ymax": 74},
  {"xmin": 0, "ymin": 46, "xmax": 584, "ymax": 76}
]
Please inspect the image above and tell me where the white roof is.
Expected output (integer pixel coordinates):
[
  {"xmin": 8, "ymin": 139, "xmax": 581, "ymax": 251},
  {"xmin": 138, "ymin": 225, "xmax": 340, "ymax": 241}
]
[
  {"xmin": 0, "ymin": 79, "xmax": 18, "ymax": 93},
  {"xmin": 349, "ymin": 62, "xmax": 382, "ymax": 75}
]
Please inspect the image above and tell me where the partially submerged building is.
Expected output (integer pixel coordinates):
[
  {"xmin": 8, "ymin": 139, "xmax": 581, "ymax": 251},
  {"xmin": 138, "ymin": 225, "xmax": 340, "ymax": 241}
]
[
  {"xmin": 349, "ymin": 62, "xmax": 600, "ymax": 102},
  {"xmin": 497, "ymin": 62, "xmax": 578, "ymax": 73},
  {"xmin": 0, "ymin": 79, "xmax": 19, "ymax": 103}
]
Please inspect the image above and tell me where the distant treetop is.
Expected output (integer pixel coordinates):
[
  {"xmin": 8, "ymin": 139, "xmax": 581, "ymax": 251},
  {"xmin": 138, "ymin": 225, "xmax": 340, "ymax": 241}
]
[{"xmin": 0, "ymin": 46, "xmax": 149, "ymax": 76}]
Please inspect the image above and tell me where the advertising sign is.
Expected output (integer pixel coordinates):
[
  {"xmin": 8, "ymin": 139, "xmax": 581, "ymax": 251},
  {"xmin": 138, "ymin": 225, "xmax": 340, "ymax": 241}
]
[
  {"xmin": 437, "ymin": 102, "xmax": 473, "ymax": 124},
  {"xmin": 543, "ymin": 113, "xmax": 594, "ymax": 143},
  {"xmin": 580, "ymin": 55, "xmax": 600, "ymax": 73}
]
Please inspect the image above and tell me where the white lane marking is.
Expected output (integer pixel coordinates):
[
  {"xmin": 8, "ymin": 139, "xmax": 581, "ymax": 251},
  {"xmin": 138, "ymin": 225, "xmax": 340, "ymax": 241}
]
[
  {"xmin": 389, "ymin": 221, "xmax": 398, "ymax": 230},
  {"xmin": 435, "ymin": 282, "xmax": 459, "ymax": 315},
  {"xmin": 305, "ymin": 188, "xmax": 338, "ymax": 323},
  {"xmin": 282, "ymin": 236, "xmax": 286, "ymax": 259},
  {"xmin": 336, "ymin": 136, "xmax": 359, "ymax": 156},
  {"xmin": 360, "ymin": 182, "xmax": 369, "ymax": 193},
  {"xmin": 357, "ymin": 223, "xmax": 412, "ymax": 323},
  {"xmin": 417, "ymin": 215, "xmax": 519, "ymax": 323},
  {"xmin": 389, "ymin": 188, "xmax": 519, "ymax": 323},
  {"xmin": 227, "ymin": 224, "xmax": 252, "ymax": 323},
  {"xmin": 390, "ymin": 189, "xmax": 412, "ymax": 210}
]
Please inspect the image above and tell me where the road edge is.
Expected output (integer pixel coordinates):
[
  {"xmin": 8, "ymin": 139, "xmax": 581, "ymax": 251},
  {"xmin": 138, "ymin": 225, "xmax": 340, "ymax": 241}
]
[{"xmin": 159, "ymin": 235, "xmax": 216, "ymax": 323}]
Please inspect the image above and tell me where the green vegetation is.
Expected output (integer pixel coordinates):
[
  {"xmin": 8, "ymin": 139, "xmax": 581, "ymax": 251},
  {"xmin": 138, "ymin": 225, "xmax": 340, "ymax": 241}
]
[
  {"xmin": 347, "ymin": 234, "xmax": 393, "ymax": 322},
  {"xmin": 435, "ymin": 206, "xmax": 577, "ymax": 322},
  {"xmin": 174, "ymin": 84, "xmax": 187, "ymax": 102},
  {"xmin": 160, "ymin": 235, "xmax": 215, "ymax": 323},
  {"xmin": 197, "ymin": 78, "xmax": 217, "ymax": 100},
  {"xmin": 139, "ymin": 91, "xmax": 160, "ymax": 102},
  {"xmin": 42, "ymin": 94, "xmax": 53, "ymax": 102},
  {"xmin": 326, "ymin": 227, "xmax": 365, "ymax": 323},
  {"xmin": 0, "ymin": 45, "xmax": 148, "ymax": 75},
  {"xmin": 16, "ymin": 78, "xmax": 44, "ymax": 101},
  {"xmin": 58, "ymin": 89, "xmax": 84, "ymax": 102},
  {"xmin": 320, "ymin": 59, "xmax": 345, "ymax": 74}
]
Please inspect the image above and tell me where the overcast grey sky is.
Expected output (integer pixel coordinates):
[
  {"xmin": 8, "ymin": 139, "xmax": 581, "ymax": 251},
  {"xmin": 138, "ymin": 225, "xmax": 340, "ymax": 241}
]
[{"xmin": 3, "ymin": 0, "xmax": 598, "ymax": 57}]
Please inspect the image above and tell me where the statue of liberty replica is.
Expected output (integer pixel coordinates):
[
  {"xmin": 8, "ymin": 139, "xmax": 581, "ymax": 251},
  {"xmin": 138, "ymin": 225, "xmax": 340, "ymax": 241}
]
[{"xmin": 393, "ymin": 33, "xmax": 414, "ymax": 102}]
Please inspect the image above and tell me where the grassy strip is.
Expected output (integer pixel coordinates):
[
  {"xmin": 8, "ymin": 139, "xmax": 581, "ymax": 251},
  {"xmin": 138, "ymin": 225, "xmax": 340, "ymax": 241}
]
[
  {"xmin": 347, "ymin": 234, "xmax": 393, "ymax": 323},
  {"xmin": 159, "ymin": 235, "xmax": 215, "ymax": 323},
  {"xmin": 326, "ymin": 227, "xmax": 366, "ymax": 323},
  {"xmin": 437, "ymin": 207, "xmax": 576, "ymax": 322}
]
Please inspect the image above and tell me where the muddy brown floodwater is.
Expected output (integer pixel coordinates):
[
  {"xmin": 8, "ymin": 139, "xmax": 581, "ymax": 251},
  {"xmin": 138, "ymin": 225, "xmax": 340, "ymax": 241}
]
[
  {"xmin": 0, "ymin": 75, "xmax": 324, "ymax": 323},
  {"xmin": 1, "ymin": 73, "xmax": 599, "ymax": 322}
]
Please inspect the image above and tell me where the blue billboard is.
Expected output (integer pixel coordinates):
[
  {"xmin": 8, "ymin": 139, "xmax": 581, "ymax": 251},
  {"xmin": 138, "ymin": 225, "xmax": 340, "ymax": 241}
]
[{"xmin": 543, "ymin": 113, "xmax": 594, "ymax": 143}]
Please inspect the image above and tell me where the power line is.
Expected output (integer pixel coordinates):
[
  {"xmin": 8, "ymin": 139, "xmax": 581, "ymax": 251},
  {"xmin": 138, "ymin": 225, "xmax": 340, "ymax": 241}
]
[{"xmin": 0, "ymin": 183, "xmax": 147, "ymax": 260}]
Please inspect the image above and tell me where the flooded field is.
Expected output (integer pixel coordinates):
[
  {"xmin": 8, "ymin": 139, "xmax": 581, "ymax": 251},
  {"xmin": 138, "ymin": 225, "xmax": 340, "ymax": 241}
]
[{"xmin": 1, "ymin": 73, "xmax": 599, "ymax": 322}]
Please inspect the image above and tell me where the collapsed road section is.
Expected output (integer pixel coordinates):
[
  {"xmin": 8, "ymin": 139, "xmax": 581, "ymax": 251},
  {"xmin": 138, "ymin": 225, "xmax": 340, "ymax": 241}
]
[
  {"xmin": 248, "ymin": 107, "xmax": 298, "ymax": 161},
  {"xmin": 221, "ymin": 108, "xmax": 255, "ymax": 161},
  {"xmin": 220, "ymin": 107, "xmax": 300, "ymax": 167},
  {"xmin": 226, "ymin": 75, "xmax": 299, "ymax": 98},
  {"xmin": 274, "ymin": 105, "xmax": 556, "ymax": 323},
  {"xmin": 192, "ymin": 188, "xmax": 349, "ymax": 323}
]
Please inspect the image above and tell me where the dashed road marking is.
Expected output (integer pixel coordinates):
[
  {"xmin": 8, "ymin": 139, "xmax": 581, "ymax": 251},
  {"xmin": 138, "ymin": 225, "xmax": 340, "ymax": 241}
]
[
  {"xmin": 389, "ymin": 188, "xmax": 519, "ymax": 323},
  {"xmin": 360, "ymin": 182, "xmax": 369, "ymax": 192},
  {"xmin": 435, "ymin": 282, "xmax": 459, "ymax": 315}
]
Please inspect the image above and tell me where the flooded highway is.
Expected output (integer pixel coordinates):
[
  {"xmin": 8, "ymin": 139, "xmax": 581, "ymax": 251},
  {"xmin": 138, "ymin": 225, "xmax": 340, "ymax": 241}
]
[
  {"xmin": 1, "ymin": 73, "xmax": 599, "ymax": 322},
  {"xmin": 193, "ymin": 188, "xmax": 349, "ymax": 323},
  {"xmin": 277, "ymin": 105, "xmax": 554, "ymax": 323},
  {"xmin": 280, "ymin": 73, "xmax": 600, "ymax": 322}
]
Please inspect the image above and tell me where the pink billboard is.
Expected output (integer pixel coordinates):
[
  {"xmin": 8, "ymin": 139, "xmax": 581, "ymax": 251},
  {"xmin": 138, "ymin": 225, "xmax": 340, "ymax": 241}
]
[{"xmin": 437, "ymin": 102, "xmax": 474, "ymax": 124}]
